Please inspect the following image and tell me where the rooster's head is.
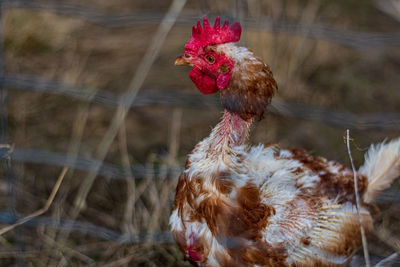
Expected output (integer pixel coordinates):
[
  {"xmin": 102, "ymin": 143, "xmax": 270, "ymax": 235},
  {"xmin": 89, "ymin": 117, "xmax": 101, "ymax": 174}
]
[{"xmin": 175, "ymin": 15, "xmax": 277, "ymax": 120}]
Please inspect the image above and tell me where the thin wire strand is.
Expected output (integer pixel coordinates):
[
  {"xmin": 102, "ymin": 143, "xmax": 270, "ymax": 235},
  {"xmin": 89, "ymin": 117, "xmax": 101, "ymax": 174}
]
[{"xmin": 3, "ymin": 0, "xmax": 400, "ymax": 49}]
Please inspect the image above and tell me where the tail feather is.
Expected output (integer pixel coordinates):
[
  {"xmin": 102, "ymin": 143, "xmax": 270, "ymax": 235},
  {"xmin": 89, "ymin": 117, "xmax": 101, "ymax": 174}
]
[{"xmin": 359, "ymin": 138, "xmax": 400, "ymax": 203}]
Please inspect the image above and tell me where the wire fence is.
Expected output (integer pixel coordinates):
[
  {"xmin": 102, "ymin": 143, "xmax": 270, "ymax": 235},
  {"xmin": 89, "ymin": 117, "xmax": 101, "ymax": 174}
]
[
  {"xmin": 0, "ymin": 211, "xmax": 174, "ymax": 244},
  {"xmin": 5, "ymin": 73, "xmax": 400, "ymax": 129},
  {"xmin": 4, "ymin": 0, "xmax": 400, "ymax": 49},
  {"xmin": 1, "ymin": 0, "xmax": 400, "ymax": 265}
]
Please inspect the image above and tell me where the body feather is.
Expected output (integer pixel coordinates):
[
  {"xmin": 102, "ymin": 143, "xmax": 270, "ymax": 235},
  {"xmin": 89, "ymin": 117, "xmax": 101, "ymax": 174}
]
[{"xmin": 359, "ymin": 138, "xmax": 400, "ymax": 203}]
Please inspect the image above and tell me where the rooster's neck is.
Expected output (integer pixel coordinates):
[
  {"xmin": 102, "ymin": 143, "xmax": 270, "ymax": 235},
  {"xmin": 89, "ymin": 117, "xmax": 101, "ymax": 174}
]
[
  {"xmin": 209, "ymin": 109, "xmax": 253, "ymax": 151},
  {"xmin": 185, "ymin": 110, "xmax": 252, "ymax": 180}
]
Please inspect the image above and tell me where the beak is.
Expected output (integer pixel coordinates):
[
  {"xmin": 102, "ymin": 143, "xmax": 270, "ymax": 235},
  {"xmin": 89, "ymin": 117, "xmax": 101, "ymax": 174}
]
[{"xmin": 174, "ymin": 55, "xmax": 194, "ymax": 66}]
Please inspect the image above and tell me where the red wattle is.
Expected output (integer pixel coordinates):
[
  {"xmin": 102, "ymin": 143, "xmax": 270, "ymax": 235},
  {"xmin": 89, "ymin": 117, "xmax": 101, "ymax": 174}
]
[
  {"xmin": 188, "ymin": 233, "xmax": 202, "ymax": 261},
  {"xmin": 216, "ymin": 73, "xmax": 231, "ymax": 90},
  {"xmin": 188, "ymin": 247, "xmax": 202, "ymax": 261},
  {"xmin": 189, "ymin": 68, "xmax": 219, "ymax": 94}
]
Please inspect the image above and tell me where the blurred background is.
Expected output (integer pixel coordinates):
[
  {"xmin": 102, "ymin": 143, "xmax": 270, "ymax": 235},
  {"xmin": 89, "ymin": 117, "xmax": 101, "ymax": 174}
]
[{"xmin": 0, "ymin": 0, "xmax": 399, "ymax": 266}]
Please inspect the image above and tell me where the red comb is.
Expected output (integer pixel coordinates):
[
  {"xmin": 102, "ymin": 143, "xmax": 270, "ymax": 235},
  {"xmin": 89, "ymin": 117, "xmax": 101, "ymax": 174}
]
[{"xmin": 185, "ymin": 15, "xmax": 242, "ymax": 52}]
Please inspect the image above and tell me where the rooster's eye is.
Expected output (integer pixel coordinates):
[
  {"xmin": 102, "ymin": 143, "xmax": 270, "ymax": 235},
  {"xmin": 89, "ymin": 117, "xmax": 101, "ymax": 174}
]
[{"xmin": 205, "ymin": 54, "xmax": 215, "ymax": 64}]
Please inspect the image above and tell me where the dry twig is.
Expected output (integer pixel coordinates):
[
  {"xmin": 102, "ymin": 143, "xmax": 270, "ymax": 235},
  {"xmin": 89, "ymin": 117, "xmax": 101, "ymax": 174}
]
[
  {"xmin": 374, "ymin": 0, "xmax": 400, "ymax": 22},
  {"xmin": 375, "ymin": 217, "xmax": 400, "ymax": 254},
  {"xmin": 37, "ymin": 227, "xmax": 95, "ymax": 265},
  {"xmin": 0, "ymin": 167, "xmax": 68, "ymax": 236},
  {"xmin": 119, "ymin": 120, "xmax": 137, "ymax": 234},
  {"xmin": 99, "ymin": 253, "xmax": 135, "ymax": 267},
  {"xmin": 345, "ymin": 130, "xmax": 370, "ymax": 267}
]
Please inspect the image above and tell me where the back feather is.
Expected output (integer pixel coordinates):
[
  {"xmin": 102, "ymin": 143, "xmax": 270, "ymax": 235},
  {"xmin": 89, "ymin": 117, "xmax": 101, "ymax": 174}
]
[{"xmin": 359, "ymin": 138, "xmax": 400, "ymax": 203}]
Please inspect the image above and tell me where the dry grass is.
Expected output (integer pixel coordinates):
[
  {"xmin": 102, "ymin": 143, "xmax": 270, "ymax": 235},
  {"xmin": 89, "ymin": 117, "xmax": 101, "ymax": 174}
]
[{"xmin": 1, "ymin": 0, "xmax": 400, "ymax": 266}]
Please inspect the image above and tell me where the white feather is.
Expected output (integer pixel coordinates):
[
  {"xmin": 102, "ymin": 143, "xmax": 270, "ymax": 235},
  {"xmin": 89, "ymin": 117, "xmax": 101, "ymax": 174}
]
[{"xmin": 359, "ymin": 137, "xmax": 400, "ymax": 203}]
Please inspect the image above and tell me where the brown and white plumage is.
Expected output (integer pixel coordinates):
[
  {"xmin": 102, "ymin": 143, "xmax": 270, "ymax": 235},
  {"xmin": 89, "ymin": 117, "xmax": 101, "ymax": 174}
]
[{"xmin": 170, "ymin": 16, "xmax": 400, "ymax": 266}]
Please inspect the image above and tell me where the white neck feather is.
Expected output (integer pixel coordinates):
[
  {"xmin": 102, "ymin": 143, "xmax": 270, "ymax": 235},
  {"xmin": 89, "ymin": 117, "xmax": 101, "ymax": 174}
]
[{"xmin": 186, "ymin": 110, "xmax": 252, "ymax": 179}]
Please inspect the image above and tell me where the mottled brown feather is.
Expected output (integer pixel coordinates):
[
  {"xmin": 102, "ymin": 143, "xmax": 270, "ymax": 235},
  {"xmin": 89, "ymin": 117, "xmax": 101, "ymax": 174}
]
[
  {"xmin": 213, "ymin": 171, "xmax": 234, "ymax": 194},
  {"xmin": 289, "ymin": 148, "xmax": 368, "ymax": 203},
  {"xmin": 221, "ymin": 58, "xmax": 277, "ymax": 120}
]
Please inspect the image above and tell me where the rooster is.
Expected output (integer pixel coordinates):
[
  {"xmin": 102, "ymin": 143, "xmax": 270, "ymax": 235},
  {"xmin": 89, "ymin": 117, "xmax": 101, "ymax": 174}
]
[{"xmin": 169, "ymin": 15, "xmax": 400, "ymax": 266}]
